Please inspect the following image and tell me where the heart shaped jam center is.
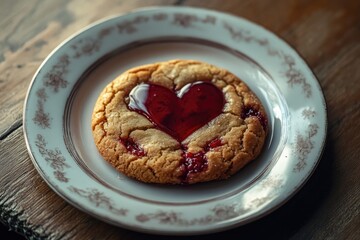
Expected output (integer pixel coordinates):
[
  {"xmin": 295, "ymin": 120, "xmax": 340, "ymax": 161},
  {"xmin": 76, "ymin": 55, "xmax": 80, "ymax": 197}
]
[{"xmin": 128, "ymin": 81, "xmax": 225, "ymax": 142}]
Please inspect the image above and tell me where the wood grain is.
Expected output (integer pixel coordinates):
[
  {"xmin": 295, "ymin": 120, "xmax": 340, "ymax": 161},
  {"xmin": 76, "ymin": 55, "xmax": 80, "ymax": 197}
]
[{"xmin": 1, "ymin": 0, "xmax": 359, "ymax": 239}]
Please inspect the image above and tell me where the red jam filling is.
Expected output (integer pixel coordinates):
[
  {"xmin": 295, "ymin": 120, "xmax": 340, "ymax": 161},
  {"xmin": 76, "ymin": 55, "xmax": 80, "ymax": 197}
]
[
  {"xmin": 182, "ymin": 151, "xmax": 208, "ymax": 174},
  {"xmin": 119, "ymin": 137, "xmax": 145, "ymax": 157},
  {"xmin": 241, "ymin": 105, "xmax": 268, "ymax": 130},
  {"xmin": 205, "ymin": 138, "xmax": 223, "ymax": 151},
  {"xmin": 128, "ymin": 82, "xmax": 225, "ymax": 142},
  {"xmin": 179, "ymin": 138, "xmax": 222, "ymax": 183}
]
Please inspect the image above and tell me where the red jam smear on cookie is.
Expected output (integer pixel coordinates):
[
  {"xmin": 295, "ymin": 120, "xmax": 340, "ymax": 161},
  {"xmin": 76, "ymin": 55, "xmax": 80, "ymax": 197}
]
[
  {"xmin": 205, "ymin": 138, "xmax": 222, "ymax": 151},
  {"xmin": 241, "ymin": 105, "xmax": 268, "ymax": 130},
  {"xmin": 119, "ymin": 137, "xmax": 145, "ymax": 157},
  {"xmin": 181, "ymin": 151, "xmax": 208, "ymax": 179},
  {"xmin": 128, "ymin": 81, "xmax": 225, "ymax": 142},
  {"xmin": 180, "ymin": 138, "xmax": 222, "ymax": 183}
]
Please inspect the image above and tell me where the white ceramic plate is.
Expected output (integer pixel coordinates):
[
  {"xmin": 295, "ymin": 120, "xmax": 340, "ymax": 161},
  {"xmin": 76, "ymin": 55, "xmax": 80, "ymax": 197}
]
[{"xmin": 23, "ymin": 7, "xmax": 327, "ymax": 235}]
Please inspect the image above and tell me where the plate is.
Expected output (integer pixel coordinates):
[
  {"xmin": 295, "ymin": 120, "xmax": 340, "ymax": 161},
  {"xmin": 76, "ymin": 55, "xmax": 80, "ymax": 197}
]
[{"xmin": 23, "ymin": 7, "xmax": 327, "ymax": 235}]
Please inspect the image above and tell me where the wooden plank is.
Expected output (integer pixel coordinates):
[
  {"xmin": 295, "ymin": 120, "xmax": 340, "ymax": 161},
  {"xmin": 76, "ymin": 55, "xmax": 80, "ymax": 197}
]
[{"xmin": 1, "ymin": 0, "xmax": 360, "ymax": 239}]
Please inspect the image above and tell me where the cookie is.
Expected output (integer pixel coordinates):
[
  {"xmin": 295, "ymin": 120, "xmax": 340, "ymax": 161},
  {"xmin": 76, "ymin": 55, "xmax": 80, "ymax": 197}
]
[{"xmin": 91, "ymin": 60, "xmax": 268, "ymax": 184}]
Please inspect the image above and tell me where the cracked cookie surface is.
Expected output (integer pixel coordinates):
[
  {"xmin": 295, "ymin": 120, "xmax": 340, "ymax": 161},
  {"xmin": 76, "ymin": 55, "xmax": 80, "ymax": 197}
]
[{"xmin": 91, "ymin": 60, "xmax": 268, "ymax": 184}]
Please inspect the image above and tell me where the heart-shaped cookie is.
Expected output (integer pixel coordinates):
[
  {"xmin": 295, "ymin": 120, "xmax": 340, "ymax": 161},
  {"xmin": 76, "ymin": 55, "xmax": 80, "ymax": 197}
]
[{"xmin": 128, "ymin": 82, "xmax": 225, "ymax": 142}]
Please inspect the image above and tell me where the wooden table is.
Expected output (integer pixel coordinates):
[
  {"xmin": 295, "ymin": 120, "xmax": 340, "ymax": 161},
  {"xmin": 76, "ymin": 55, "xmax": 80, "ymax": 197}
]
[{"xmin": 1, "ymin": 0, "xmax": 359, "ymax": 239}]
